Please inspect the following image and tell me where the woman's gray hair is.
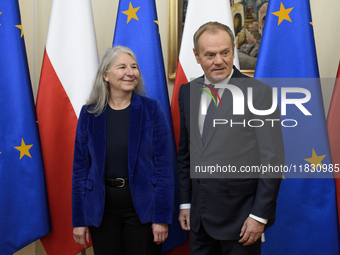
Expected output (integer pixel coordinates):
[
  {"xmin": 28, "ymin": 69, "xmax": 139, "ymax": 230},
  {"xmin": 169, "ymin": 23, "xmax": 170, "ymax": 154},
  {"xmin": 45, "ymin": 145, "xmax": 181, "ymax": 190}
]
[{"xmin": 86, "ymin": 46, "xmax": 145, "ymax": 115}]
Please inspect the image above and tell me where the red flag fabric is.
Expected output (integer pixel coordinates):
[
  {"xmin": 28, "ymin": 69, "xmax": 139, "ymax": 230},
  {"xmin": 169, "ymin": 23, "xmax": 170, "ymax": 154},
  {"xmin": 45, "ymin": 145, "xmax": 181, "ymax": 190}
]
[
  {"xmin": 169, "ymin": 0, "xmax": 239, "ymax": 253},
  {"xmin": 171, "ymin": 62, "xmax": 188, "ymax": 150},
  {"xmin": 36, "ymin": 0, "xmax": 98, "ymax": 254},
  {"xmin": 327, "ymin": 61, "xmax": 340, "ymax": 227}
]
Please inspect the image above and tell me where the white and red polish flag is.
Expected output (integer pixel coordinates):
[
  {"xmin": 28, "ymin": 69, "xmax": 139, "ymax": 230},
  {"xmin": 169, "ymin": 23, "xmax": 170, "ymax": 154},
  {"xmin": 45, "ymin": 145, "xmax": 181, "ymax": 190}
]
[
  {"xmin": 36, "ymin": 0, "xmax": 98, "ymax": 254},
  {"xmin": 170, "ymin": 0, "xmax": 239, "ymax": 149}
]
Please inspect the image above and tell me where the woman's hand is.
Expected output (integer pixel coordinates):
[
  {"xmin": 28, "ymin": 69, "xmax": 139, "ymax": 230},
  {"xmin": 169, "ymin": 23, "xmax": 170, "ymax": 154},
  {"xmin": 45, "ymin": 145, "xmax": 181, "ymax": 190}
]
[
  {"xmin": 152, "ymin": 223, "xmax": 168, "ymax": 245},
  {"xmin": 73, "ymin": 226, "xmax": 90, "ymax": 248}
]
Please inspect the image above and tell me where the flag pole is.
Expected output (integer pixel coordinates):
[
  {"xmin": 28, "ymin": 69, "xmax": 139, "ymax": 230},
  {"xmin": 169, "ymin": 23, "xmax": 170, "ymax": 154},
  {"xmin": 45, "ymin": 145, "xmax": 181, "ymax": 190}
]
[{"xmin": 31, "ymin": 0, "xmax": 38, "ymax": 92}]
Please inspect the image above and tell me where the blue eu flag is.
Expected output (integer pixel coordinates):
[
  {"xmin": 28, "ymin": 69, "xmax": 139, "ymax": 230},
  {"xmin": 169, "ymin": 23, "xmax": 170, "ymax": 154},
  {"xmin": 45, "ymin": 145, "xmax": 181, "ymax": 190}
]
[
  {"xmin": 255, "ymin": 0, "xmax": 339, "ymax": 254},
  {"xmin": 112, "ymin": 0, "xmax": 188, "ymax": 253},
  {"xmin": 0, "ymin": 1, "xmax": 51, "ymax": 254}
]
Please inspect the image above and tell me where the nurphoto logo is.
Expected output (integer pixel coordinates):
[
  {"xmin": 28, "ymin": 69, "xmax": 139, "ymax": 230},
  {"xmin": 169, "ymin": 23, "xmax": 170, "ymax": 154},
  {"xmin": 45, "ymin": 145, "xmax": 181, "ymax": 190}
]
[{"xmin": 199, "ymin": 82, "xmax": 312, "ymax": 128}]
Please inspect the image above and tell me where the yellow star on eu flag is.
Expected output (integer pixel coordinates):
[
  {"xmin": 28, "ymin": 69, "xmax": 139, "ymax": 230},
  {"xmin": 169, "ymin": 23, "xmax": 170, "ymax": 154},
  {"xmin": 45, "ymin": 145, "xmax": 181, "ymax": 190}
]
[
  {"xmin": 15, "ymin": 138, "xmax": 33, "ymax": 159},
  {"xmin": 272, "ymin": 2, "xmax": 294, "ymax": 26},
  {"xmin": 304, "ymin": 149, "xmax": 326, "ymax": 171},
  {"xmin": 0, "ymin": 12, "xmax": 2, "ymax": 26},
  {"xmin": 15, "ymin": 23, "xmax": 24, "ymax": 37},
  {"xmin": 154, "ymin": 20, "xmax": 160, "ymax": 33},
  {"xmin": 122, "ymin": 2, "xmax": 140, "ymax": 24}
]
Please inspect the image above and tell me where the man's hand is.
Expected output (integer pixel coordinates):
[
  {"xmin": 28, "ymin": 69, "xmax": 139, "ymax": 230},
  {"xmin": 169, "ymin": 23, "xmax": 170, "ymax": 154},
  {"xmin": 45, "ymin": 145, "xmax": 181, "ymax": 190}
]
[
  {"xmin": 239, "ymin": 217, "xmax": 265, "ymax": 246},
  {"xmin": 178, "ymin": 209, "xmax": 190, "ymax": 231},
  {"xmin": 152, "ymin": 223, "xmax": 168, "ymax": 245},
  {"xmin": 73, "ymin": 226, "xmax": 90, "ymax": 249}
]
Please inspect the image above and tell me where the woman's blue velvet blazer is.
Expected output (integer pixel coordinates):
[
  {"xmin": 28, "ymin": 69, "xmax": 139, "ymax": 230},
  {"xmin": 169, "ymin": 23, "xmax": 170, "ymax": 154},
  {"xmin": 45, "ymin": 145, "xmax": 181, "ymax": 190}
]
[{"xmin": 72, "ymin": 92, "xmax": 174, "ymax": 227}]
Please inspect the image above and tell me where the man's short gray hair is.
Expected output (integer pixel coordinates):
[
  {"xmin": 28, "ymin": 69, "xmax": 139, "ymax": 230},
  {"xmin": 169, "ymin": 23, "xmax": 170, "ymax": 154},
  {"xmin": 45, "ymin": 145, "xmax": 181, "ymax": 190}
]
[{"xmin": 193, "ymin": 21, "xmax": 235, "ymax": 53}]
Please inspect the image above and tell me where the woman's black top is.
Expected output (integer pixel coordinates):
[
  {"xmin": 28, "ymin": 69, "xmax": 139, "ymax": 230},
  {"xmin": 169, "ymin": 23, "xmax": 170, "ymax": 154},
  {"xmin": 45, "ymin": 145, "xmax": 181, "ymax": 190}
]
[{"xmin": 105, "ymin": 104, "xmax": 130, "ymax": 179}]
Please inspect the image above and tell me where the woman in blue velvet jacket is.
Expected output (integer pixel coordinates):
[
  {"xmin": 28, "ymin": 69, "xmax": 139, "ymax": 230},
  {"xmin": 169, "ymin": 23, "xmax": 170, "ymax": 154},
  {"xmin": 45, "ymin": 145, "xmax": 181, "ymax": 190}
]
[{"xmin": 72, "ymin": 46, "xmax": 174, "ymax": 255}]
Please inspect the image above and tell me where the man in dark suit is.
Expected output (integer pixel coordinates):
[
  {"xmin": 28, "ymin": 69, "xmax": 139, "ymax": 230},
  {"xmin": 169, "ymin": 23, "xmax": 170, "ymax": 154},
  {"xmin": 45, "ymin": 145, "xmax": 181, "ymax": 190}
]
[{"xmin": 177, "ymin": 22, "xmax": 285, "ymax": 255}]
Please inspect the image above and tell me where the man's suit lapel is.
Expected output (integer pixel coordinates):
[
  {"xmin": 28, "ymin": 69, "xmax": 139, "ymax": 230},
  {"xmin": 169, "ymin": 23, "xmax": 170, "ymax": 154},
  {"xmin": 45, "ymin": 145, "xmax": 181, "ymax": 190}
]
[
  {"xmin": 203, "ymin": 67, "xmax": 247, "ymax": 148},
  {"xmin": 128, "ymin": 92, "xmax": 143, "ymax": 177},
  {"xmin": 190, "ymin": 77, "xmax": 205, "ymax": 151}
]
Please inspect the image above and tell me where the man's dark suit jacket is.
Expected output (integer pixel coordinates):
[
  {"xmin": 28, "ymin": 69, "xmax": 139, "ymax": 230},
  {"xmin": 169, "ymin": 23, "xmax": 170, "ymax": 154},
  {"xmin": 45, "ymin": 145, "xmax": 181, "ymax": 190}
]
[{"xmin": 177, "ymin": 66, "xmax": 285, "ymax": 240}]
